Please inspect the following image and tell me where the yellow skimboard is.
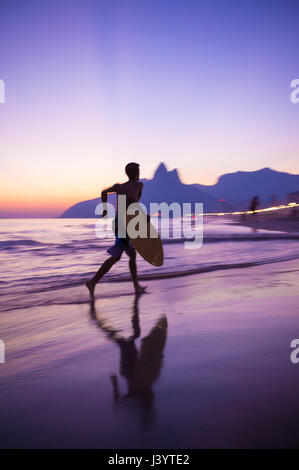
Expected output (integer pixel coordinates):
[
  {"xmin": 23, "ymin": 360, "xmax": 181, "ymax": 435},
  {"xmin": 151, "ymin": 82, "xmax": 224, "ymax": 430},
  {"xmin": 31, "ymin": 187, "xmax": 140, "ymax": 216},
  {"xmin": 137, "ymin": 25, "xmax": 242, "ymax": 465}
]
[{"xmin": 126, "ymin": 204, "xmax": 164, "ymax": 267}]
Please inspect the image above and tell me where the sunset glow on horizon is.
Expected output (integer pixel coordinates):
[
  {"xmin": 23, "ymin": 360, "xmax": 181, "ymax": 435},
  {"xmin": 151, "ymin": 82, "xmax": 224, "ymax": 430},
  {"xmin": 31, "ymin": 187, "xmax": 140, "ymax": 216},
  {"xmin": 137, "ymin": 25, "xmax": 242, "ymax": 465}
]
[{"xmin": 1, "ymin": 0, "xmax": 299, "ymax": 217}]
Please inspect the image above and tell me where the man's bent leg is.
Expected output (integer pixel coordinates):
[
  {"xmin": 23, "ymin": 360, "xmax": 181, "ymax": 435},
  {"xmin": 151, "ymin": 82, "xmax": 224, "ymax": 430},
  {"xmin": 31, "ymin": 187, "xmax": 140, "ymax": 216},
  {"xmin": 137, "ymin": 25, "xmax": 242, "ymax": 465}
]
[
  {"xmin": 86, "ymin": 255, "xmax": 120, "ymax": 298},
  {"xmin": 129, "ymin": 251, "xmax": 146, "ymax": 294}
]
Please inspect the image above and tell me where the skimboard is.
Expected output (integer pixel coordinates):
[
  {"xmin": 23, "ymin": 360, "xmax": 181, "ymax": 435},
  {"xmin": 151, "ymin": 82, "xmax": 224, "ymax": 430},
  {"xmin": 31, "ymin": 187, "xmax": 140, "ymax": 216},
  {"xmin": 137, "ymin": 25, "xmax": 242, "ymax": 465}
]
[{"xmin": 125, "ymin": 204, "xmax": 163, "ymax": 267}]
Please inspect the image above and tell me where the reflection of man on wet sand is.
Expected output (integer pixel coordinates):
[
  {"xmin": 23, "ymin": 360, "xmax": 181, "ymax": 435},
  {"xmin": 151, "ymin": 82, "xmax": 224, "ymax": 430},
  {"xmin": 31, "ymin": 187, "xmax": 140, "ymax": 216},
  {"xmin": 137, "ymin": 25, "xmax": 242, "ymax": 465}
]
[{"xmin": 89, "ymin": 296, "xmax": 168, "ymax": 429}]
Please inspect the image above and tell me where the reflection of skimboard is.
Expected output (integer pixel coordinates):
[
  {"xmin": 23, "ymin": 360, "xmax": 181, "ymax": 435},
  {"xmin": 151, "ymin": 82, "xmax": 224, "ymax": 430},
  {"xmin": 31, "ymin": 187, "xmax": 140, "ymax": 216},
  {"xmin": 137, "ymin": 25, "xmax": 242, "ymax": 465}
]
[{"xmin": 126, "ymin": 205, "xmax": 164, "ymax": 267}]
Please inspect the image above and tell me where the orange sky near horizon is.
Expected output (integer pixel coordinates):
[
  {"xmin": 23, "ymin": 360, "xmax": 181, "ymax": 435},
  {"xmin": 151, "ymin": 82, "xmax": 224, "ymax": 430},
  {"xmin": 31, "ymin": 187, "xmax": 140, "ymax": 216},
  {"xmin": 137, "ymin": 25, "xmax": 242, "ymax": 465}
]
[
  {"xmin": 1, "ymin": 159, "xmax": 299, "ymax": 217},
  {"xmin": 0, "ymin": 162, "xmax": 192, "ymax": 217}
]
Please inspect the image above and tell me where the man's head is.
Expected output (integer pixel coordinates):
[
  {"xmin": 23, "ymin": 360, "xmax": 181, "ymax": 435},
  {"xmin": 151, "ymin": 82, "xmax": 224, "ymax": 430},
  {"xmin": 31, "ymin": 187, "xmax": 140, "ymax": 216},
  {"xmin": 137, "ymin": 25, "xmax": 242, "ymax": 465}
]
[{"xmin": 125, "ymin": 162, "xmax": 140, "ymax": 180}]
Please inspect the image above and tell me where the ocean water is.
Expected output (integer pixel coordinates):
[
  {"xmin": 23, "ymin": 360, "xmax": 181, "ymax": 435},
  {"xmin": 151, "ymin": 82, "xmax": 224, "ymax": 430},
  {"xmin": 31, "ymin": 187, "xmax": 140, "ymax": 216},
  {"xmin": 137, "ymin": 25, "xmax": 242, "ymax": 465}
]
[
  {"xmin": 1, "ymin": 218, "xmax": 299, "ymax": 448},
  {"xmin": 1, "ymin": 217, "xmax": 299, "ymax": 307}
]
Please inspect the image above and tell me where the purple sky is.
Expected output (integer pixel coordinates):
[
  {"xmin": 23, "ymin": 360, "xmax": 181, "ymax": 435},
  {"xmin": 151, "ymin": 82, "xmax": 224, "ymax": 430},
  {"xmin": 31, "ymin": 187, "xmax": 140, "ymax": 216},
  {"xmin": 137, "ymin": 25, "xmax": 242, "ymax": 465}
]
[{"xmin": 0, "ymin": 0, "xmax": 298, "ymax": 216}]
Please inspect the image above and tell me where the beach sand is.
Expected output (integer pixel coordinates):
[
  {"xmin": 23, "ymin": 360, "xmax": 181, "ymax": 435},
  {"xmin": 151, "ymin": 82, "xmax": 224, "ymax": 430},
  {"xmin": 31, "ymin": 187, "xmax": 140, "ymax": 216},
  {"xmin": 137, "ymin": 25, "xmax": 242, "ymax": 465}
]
[
  {"xmin": 232, "ymin": 214, "xmax": 299, "ymax": 233},
  {"xmin": 1, "ymin": 258, "xmax": 299, "ymax": 448}
]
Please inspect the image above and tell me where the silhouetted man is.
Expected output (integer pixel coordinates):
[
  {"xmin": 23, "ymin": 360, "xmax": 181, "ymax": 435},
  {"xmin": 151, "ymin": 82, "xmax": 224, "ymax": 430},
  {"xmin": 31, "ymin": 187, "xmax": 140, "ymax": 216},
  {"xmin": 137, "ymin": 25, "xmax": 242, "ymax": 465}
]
[
  {"xmin": 86, "ymin": 162, "xmax": 146, "ymax": 298},
  {"xmin": 249, "ymin": 195, "xmax": 260, "ymax": 214}
]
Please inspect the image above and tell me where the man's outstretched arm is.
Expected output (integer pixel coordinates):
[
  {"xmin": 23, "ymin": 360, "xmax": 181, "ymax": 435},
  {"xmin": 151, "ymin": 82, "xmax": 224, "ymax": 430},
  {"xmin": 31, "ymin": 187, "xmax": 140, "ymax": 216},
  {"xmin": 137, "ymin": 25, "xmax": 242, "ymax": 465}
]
[{"xmin": 101, "ymin": 184, "xmax": 120, "ymax": 216}]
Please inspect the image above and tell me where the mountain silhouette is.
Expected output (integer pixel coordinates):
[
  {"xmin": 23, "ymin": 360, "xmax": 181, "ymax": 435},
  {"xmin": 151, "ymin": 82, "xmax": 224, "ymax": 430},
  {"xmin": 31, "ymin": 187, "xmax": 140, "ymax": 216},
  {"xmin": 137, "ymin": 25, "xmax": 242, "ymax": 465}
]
[
  {"xmin": 60, "ymin": 193, "xmax": 117, "ymax": 218},
  {"xmin": 60, "ymin": 164, "xmax": 299, "ymax": 217},
  {"xmin": 193, "ymin": 167, "xmax": 299, "ymax": 207},
  {"xmin": 140, "ymin": 162, "xmax": 216, "ymax": 211},
  {"xmin": 60, "ymin": 162, "xmax": 217, "ymax": 217}
]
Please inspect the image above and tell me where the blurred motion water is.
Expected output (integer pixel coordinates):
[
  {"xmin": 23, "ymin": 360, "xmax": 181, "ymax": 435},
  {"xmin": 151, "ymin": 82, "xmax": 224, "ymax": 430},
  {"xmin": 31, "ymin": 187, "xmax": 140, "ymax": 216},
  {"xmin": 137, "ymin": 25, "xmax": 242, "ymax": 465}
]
[{"xmin": 1, "ymin": 217, "xmax": 299, "ymax": 306}]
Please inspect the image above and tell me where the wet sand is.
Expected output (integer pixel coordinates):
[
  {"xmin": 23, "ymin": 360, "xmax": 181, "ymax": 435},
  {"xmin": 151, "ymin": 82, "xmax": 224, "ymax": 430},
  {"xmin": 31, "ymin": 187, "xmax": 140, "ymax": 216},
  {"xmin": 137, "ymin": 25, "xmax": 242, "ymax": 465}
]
[
  {"xmin": 232, "ymin": 215, "xmax": 299, "ymax": 233},
  {"xmin": 0, "ymin": 259, "xmax": 299, "ymax": 448}
]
